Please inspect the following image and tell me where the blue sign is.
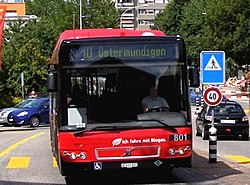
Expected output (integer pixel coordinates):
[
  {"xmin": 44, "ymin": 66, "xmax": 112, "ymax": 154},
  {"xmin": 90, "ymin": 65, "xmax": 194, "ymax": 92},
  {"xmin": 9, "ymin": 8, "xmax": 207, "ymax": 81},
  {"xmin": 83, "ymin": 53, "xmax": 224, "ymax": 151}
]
[
  {"xmin": 200, "ymin": 51, "xmax": 225, "ymax": 84},
  {"xmin": 94, "ymin": 162, "xmax": 102, "ymax": 170}
]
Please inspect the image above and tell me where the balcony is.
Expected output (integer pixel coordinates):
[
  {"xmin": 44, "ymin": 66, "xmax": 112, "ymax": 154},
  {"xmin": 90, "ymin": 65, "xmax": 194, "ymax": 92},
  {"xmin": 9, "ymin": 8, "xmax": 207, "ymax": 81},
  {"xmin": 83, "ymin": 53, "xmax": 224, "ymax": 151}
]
[{"xmin": 0, "ymin": 0, "xmax": 24, "ymax": 3}]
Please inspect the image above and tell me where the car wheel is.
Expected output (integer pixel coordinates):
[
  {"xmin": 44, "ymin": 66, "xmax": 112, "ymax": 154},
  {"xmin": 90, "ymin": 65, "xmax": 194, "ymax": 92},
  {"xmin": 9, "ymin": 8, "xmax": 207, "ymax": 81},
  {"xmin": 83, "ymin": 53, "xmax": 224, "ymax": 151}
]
[
  {"xmin": 202, "ymin": 126, "xmax": 208, "ymax": 140},
  {"xmin": 29, "ymin": 116, "xmax": 40, "ymax": 127},
  {"xmin": 4, "ymin": 122, "xmax": 13, "ymax": 127}
]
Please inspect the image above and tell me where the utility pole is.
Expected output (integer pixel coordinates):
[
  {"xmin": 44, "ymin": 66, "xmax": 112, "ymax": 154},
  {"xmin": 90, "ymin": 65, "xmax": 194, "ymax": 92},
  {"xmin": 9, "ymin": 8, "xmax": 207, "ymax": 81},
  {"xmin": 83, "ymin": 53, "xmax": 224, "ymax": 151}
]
[
  {"xmin": 21, "ymin": 72, "xmax": 24, "ymax": 99},
  {"xmin": 79, "ymin": 0, "xmax": 82, "ymax": 29}
]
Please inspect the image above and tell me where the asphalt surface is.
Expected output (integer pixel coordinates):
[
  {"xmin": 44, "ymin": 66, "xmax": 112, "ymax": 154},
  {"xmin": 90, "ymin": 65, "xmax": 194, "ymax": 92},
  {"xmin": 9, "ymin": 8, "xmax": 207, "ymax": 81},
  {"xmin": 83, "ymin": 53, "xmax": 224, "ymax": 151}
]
[{"xmin": 0, "ymin": 124, "xmax": 249, "ymax": 185}]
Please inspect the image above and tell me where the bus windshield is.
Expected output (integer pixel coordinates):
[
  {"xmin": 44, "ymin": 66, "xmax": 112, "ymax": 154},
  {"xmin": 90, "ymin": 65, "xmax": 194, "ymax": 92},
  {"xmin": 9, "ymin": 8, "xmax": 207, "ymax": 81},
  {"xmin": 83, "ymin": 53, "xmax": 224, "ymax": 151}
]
[{"xmin": 59, "ymin": 38, "xmax": 189, "ymax": 130}]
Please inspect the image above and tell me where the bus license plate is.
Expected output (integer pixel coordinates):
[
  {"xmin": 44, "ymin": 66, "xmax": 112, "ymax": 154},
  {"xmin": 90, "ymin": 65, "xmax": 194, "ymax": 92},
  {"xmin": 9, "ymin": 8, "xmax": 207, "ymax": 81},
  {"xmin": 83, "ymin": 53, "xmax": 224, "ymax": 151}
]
[{"xmin": 121, "ymin": 163, "xmax": 138, "ymax": 168}]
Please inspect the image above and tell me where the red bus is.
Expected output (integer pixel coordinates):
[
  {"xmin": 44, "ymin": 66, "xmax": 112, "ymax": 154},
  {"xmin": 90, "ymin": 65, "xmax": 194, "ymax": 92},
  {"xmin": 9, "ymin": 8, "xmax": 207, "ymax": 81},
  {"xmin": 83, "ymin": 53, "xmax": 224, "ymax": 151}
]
[{"xmin": 47, "ymin": 29, "xmax": 199, "ymax": 180}]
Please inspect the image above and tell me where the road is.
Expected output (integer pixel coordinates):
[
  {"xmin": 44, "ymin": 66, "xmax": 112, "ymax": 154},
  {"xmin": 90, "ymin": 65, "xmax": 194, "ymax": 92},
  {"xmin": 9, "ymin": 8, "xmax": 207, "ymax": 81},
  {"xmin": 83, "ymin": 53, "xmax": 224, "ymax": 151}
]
[
  {"xmin": 193, "ymin": 99, "xmax": 250, "ymax": 164},
  {"xmin": 0, "ymin": 99, "xmax": 248, "ymax": 185},
  {"xmin": 0, "ymin": 127, "xmax": 65, "ymax": 185},
  {"xmin": 0, "ymin": 127, "xmax": 203, "ymax": 185}
]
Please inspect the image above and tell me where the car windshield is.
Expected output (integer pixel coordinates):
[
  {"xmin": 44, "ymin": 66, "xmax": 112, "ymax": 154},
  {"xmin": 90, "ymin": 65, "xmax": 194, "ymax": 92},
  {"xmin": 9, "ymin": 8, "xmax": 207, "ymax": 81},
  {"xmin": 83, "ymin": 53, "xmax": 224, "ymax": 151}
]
[
  {"xmin": 210, "ymin": 104, "xmax": 244, "ymax": 115},
  {"xmin": 21, "ymin": 99, "xmax": 45, "ymax": 108},
  {"xmin": 15, "ymin": 99, "xmax": 33, "ymax": 108}
]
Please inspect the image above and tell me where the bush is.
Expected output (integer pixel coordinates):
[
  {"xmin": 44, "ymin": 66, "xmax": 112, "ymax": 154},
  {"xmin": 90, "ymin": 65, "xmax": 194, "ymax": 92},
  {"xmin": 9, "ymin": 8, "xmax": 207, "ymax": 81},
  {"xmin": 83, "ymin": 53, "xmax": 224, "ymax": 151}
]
[{"xmin": 0, "ymin": 96, "xmax": 22, "ymax": 109}]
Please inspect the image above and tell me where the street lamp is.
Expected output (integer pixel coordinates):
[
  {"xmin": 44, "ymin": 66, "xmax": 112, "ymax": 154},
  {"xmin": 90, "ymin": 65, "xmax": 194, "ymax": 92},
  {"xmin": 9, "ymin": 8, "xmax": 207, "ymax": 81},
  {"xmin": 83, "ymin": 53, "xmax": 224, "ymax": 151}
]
[
  {"xmin": 79, "ymin": 0, "xmax": 91, "ymax": 29},
  {"xmin": 120, "ymin": 4, "xmax": 148, "ymax": 29}
]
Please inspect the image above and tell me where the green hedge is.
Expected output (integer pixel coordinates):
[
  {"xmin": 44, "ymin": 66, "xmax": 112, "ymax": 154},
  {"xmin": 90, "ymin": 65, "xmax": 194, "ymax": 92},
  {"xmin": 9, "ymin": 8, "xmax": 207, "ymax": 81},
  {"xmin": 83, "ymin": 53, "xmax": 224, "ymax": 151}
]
[{"xmin": 0, "ymin": 96, "xmax": 22, "ymax": 109}]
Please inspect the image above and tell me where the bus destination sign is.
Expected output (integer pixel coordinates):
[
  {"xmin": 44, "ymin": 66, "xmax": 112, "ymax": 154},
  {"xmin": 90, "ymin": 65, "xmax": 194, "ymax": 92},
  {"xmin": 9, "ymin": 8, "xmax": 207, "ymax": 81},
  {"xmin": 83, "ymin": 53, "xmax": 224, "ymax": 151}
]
[{"xmin": 69, "ymin": 43, "xmax": 179, "ymax": 63}]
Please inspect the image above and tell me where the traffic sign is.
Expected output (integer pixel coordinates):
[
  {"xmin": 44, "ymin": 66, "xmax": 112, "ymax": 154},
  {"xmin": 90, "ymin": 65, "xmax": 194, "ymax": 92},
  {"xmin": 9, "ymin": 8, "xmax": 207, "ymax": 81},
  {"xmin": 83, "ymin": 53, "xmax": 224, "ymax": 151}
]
[
  {"xmin": 200, "ymin": 51, "xmax": 225, "ymax": 84},
  {"xmin": 203, "ymin": 87, "xmax": 222, "ymax": 106},
  {"xmin": 195, "ymin": 87, "xmax": 201, "ymax": 94}
]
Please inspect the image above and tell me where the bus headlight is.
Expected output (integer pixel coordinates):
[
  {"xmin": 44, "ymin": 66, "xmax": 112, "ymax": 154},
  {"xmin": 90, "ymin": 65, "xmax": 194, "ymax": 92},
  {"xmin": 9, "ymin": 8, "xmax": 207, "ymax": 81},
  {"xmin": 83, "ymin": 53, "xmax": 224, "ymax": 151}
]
[
  {"xmin": 169, "ymin": 149, "xmax": 176, "ymax": 155},
  {"xmin": 63, "ymin": 151, "xmax": 87, "ymax": 160},
  {"xmin": 70, "ymin": 153, "xmax": 77, "ymax": 160},
  {"xmin": 179, "ymin": 149, "xmax": 185, "ymax": 155},
  {"xmin": 168, "ymin": 146, "xmax": 191, "ymax": 156},
  {"xmin": 79, "ymin": 152, "xmax": 87, "ymax": 159}
]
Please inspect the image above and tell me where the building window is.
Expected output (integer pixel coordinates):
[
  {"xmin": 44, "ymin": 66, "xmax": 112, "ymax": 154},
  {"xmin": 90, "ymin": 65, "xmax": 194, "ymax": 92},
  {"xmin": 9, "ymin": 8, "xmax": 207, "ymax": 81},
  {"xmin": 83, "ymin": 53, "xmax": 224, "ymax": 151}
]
[
  {"xmin": 138, "ymin": 9, "xmax": 146, "ymax": 15},
  {"xmin": 6, "ymin": 11, "xmax": 17, "ymax": 17},
  {"xmin": 155, "ymin": 0, "xmax": 163, "ymax": 3},
  {"xmin": 145, "ymin": 9, "xmax": 154, "ymax": 15},
  {"xmin": 139, "ymin": 20, "xmax": 154, "ymax": 25},
  {"xmin": 120, "ymin": 0, "xmax": 133, "ymax": 3},
  {"xmin": 145, "ymin": 0, "xmax": 154, "ymax": 4},
  {"xmin": 0, "ymin": 0, "xmax": 24, "ymax": 2},
  {"xmin": 155, "ymin": 9, "xmax": 164, "ymax": 15},
  {"xmin": 122, "ymin": 9, "xmax": 133, "ymax": 14}
]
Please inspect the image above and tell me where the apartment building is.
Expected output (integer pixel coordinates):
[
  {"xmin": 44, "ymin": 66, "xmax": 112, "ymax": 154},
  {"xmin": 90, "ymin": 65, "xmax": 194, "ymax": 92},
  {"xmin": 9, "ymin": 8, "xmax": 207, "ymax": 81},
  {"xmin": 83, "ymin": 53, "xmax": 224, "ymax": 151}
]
[
  {"xmin": 114, "ymin": 0, "xmax": 169, "ymax": 30},
  {"xmin": 0, "ymin": 0, "xmax": 37, "ymax": 29}
]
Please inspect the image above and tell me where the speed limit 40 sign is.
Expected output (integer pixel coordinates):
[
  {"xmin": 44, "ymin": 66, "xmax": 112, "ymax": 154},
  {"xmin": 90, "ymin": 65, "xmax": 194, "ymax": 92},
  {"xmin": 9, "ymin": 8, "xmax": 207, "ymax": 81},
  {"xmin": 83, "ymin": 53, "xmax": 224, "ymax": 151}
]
[{"xmin": 203, "ymin": 87, "xmax": 222, "ymax": 106}]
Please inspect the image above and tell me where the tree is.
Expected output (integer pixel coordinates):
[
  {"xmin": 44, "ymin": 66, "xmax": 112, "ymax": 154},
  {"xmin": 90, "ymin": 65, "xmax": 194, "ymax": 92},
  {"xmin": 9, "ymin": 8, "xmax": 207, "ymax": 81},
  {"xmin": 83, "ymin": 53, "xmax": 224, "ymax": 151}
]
[
  {"xmin": 201, "ymin": 0, "xmax": 250, "ymax": 67},
  {"xmin": 0, "ymin": 0, "xmax": 120, "ymax": 107},
  {"xmin": 2, "ymin": 21, "xmax": 49, "ymax": 96},
  {"xmin": 155, "ymin": 0, "xmax": 250, "ymax": 70},
  {"xmin": 178, "ymin": 0, "xmax": 211, "ymax": 64},
  {"xmin": 154, "ymin": 0, "xmax": 190, "ymax": 35},
  {"xmin": 82, "ymin": 0, "xmax": 120, "ymax": 28}
]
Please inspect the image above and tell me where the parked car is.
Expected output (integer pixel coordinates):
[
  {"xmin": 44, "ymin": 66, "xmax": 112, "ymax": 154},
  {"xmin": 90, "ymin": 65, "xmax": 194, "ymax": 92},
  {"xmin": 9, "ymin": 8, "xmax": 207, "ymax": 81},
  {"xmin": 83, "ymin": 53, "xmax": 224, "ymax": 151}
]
[
  {"xmin": 196, "ymin": 100, "xmax": 249, "ymax": 140},
  {"xmin": 7, "ymin": 98, "xmax": 49, "ymax": 127},
  {"xmin": 0, "ymin": 99, "xmax": 34, "ymax": 126},
  {"xmin": 190, "ymin": 87, "xmax": 202, "ymax": 105}
]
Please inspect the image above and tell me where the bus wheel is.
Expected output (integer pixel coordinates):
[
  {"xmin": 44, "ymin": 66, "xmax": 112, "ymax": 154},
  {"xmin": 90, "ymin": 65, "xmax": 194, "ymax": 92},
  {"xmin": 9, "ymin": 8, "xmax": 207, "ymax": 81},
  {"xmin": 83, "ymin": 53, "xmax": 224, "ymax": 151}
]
[
  {"xmin": 65, "ymin": 176, "xmax": 81, "ymax": 185},
  {"xmin": 29, "ymin": 116, "xmax": 40, "ymax": 127}
]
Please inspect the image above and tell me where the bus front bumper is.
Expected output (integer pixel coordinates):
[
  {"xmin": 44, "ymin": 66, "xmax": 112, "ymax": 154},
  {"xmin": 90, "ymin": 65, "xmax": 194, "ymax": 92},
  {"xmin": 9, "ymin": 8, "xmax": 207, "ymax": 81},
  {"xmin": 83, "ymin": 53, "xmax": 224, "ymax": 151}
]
[{"xmin": 60, "ymin": 156, "xmax": 192, "ymax": 176}]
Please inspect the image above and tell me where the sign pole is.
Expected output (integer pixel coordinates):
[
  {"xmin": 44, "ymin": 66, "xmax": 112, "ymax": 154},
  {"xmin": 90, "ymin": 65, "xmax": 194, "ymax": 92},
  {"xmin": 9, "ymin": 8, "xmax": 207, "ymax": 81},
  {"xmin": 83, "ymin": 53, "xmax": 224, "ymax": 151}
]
[
  {"xmin": 21, "ymin": 72, "xmax": 24, "ymax": 100},
  {"xmin": 209, "ymin": 107, "xmax": 217, "ymax": 163},
  {"xmin": 203, "ymin": 87, "xmax": 222, "ymax": 163}
]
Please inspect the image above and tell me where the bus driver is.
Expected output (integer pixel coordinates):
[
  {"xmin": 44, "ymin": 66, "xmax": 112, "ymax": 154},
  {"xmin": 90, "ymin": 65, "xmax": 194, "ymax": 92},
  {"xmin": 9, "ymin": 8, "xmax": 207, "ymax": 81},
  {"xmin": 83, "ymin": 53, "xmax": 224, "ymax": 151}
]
[{"xmin": 142, "ymin": 86, "xmax": 169, "ymax": 112}]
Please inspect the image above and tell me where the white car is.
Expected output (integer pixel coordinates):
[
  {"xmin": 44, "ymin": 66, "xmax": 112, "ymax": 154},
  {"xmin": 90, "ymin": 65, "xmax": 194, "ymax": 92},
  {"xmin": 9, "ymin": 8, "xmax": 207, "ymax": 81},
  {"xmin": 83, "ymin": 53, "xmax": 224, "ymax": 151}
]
[
  {"xmin": 0, "ymin": 99, "xmax": 34, "ymax": 126},
  {"xmin": 0, "ymin": 108, "xmax": 16, "ymax": 126}
]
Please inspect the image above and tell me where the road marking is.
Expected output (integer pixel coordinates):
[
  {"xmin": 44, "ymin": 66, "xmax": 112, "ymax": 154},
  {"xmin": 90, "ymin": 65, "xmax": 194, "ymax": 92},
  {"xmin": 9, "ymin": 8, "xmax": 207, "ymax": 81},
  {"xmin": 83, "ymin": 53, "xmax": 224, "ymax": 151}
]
[
  {"xmin": 0, "ymin": 132, "xmax": 44, "ymax": 157},
  {"xmin": 53, "ymin": 157, "xmax": 58, "ymax": 168},
  {"xmin": 6, "ymin": 157, "xmax": 30, "ymax": 168},
  {"xmin": 225, "ymin": 155, "xmax": 250, "ymax": 164}
]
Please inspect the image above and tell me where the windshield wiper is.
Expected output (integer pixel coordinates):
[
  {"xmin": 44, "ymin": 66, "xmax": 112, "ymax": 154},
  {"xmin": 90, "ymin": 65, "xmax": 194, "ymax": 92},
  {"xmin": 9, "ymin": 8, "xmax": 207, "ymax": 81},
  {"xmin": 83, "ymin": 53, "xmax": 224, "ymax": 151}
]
[
  {"xmin": 136, "ymin": 119, "xmax": 177, "ymax": 133},
  {"xmin": 73, "ymin": 125, "xmax": 142, "ymax": 136}
]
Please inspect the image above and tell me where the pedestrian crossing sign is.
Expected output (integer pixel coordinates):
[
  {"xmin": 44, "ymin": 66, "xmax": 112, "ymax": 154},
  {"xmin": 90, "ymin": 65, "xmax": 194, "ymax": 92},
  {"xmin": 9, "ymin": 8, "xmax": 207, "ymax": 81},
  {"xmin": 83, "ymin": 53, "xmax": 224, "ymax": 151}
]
[{"xmin": 200, "ymin": 51, "xmax": 225, "ymax": 84}]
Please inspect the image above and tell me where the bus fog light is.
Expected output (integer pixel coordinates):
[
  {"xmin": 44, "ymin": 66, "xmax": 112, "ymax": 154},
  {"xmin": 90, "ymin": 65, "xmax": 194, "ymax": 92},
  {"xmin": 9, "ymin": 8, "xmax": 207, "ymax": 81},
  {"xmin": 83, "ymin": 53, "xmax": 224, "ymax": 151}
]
[
  {"xmin": 169, "ymin": 149, "xmax": 175, "ymax": 155},
  {"xmin": 70, "ymin": 153, "xmax": 77, "ymax": 160},
  {"xmin": 79, "ymin": 152, "xmax": 86, "ymax": 159}
]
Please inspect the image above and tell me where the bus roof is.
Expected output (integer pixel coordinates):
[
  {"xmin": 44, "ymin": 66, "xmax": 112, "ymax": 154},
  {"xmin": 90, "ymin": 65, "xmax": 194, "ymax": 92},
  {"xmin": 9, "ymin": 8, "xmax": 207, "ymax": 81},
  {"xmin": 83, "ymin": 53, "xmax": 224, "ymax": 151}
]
[
  {"xmin": 59, "ymin": 29, "xmax": 165, "ymax": 41},
  {"xmin": 51, "ymin": 29, "xmax": 166, "ymax": 64}
]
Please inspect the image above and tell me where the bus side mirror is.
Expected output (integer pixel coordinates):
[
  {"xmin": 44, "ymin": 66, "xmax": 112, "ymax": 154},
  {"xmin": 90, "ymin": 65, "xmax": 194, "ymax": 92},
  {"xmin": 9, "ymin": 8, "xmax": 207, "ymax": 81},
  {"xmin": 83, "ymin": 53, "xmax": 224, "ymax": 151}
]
[
  {"xmin": 189, "ymin": 65, "xmax": 200, "ymax": 87},
  {"xmin": 47, "ymin": 72, "xmax": 57, "ymax": 92}
]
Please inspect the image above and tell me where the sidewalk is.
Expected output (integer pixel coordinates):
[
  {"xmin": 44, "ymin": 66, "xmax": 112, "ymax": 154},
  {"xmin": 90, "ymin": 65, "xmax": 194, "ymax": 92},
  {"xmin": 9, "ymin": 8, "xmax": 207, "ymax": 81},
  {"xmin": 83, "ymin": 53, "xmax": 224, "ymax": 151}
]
[{"xmin": 192, "ymin": 149, "xmax": 250, "ymax": 185}]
